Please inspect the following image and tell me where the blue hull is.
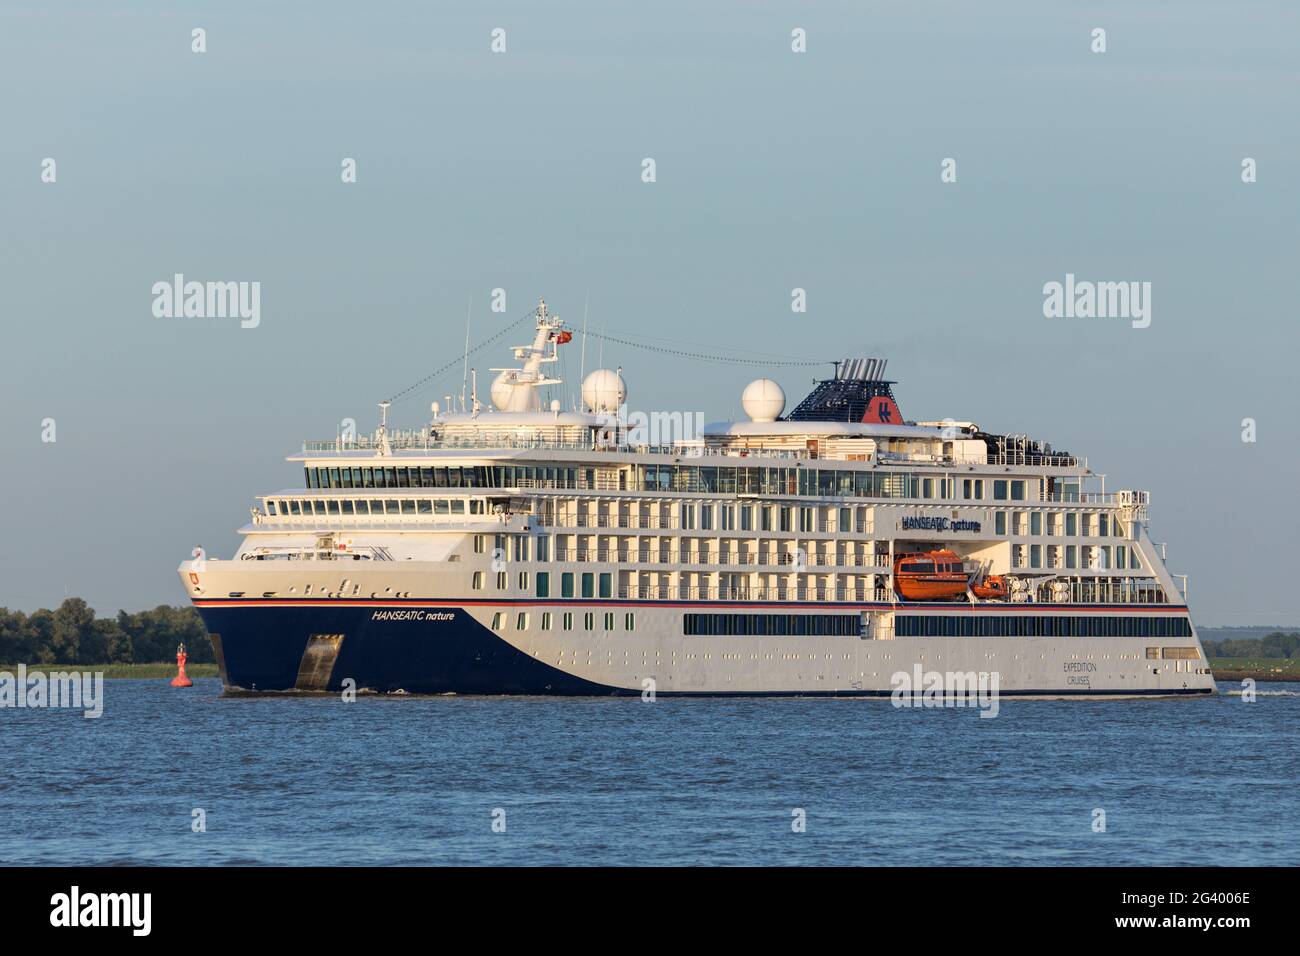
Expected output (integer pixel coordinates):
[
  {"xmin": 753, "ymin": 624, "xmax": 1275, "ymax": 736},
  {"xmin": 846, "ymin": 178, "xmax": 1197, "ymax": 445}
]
[{"xmin": 194, "ymin": 604, "xmax": 620, "ymax": 695}]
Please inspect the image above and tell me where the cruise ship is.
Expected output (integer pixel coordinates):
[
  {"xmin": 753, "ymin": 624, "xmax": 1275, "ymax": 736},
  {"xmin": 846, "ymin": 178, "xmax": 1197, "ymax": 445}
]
[{"xmin": 180, "ymin": 300, "xmax": 1214, "ymax": 697}]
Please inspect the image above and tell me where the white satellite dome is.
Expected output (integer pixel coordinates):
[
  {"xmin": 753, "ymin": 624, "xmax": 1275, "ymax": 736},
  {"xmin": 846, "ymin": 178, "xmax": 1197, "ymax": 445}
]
[
  {"xmin": 581, "ymin": 369, "xmax": 627, "ymax": 413},
  {"xmin": 490, "ymin": 371, "xmax": 517, "ymax": 411},
  {"xmin": 742, "ymin": 378, "xmax": 785, "ymax": 423}
]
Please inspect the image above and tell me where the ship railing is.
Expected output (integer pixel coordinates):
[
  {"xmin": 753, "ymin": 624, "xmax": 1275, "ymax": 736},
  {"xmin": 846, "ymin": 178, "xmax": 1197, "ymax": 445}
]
[
  {"xmin": 986, "ymin": 452, "xmax": 1085, "ymax": 468},
  {"xmin": 554, "ymin": 548, "xmax": 892, "ymax": 569},
  {"xmin": 597, "ymin": 581, "xmax": 1174, "ymax": 605},
  {"xmin": 1041, "ymin": 492, "xmax": 1124, "ymax": 504},
  {"xmin": 543, "ymin": 515, "xmax": 875, "ymax": 533},
  {"xmin": 303, "ymin": 435, "xmax": 815, "ymax": 461},
  {"xmin": 615, "ymin": 585, "xmax": 875, "ymax": 603}
]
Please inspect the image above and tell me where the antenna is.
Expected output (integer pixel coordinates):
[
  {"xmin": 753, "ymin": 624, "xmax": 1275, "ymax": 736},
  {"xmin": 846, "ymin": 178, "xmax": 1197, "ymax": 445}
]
[
  {"xmin": 460, "ymin": 295, "xmax": 472, "ymax": 411},
  {"xmin": 579, "ymin": 291, "xmax": 589, "ymax": 387},
  {"xmin": 376, "ymin": 400, "xmax": 392, "ymax": 457},
  {"xmin": 470, "ymin": 368, "xmax": 480, "ymax": 417}
]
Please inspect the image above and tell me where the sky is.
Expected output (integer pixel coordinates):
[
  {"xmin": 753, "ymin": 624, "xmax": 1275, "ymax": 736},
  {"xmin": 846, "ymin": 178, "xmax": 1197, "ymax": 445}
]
[{"xmin": 1, "ymin": 1, "xmax": 1297, "ymax": 626}]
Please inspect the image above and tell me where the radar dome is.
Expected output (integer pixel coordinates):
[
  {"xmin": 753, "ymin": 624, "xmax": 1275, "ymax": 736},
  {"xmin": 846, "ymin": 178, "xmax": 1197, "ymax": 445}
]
[
  {"xmin": 490, "ymin": 371, "xmax": 517, "ymax": 411},
  {"xmin": 742, "ymin": 378, "xmax": 785, "ymax": 423},
  {"xmin": 581, "ymin": 369, "xmax": 627, "ymax": 413}
]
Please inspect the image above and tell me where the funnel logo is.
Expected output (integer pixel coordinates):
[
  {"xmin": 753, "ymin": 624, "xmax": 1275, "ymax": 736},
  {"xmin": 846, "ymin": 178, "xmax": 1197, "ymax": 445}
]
[{"xmin": 863, "ymin": 396, "xmax": 901, "ymax": 424}]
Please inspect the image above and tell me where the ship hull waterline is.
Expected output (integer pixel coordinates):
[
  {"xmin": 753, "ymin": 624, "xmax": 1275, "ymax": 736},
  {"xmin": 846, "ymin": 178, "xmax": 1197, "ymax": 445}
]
[{"xmin": 194, "ymin": 601, "xmax": 1217, "ymax": 698}]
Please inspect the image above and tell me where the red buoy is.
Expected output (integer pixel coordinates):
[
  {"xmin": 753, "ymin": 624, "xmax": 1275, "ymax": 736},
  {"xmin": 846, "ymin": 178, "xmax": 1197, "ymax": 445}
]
[{"xmin": 171, "ymin": 643, "xmax": 194, "ymax": 688}]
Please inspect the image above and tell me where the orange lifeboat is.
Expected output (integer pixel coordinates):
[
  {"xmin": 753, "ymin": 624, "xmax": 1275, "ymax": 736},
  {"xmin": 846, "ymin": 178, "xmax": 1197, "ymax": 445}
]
[
  {"xmin": 893, "ymin": 549, "xmax": 970, "ymax": 602},
  {"xmin": 970, "ymin": 575, "xmax": 1009, "ymax": 600}
]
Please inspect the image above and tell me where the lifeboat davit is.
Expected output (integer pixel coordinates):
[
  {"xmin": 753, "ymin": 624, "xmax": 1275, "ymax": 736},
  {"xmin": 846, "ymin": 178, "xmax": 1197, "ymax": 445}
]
[{"xmin": 893, "ymin": 549, "xmax": 970, "ymax": 602}]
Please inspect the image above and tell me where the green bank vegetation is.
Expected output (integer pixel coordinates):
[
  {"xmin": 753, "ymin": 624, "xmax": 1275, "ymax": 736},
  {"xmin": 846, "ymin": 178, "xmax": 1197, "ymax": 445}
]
[{"xmin": 0, "ymin": 599, "xmax": 212, "ymax": 666}]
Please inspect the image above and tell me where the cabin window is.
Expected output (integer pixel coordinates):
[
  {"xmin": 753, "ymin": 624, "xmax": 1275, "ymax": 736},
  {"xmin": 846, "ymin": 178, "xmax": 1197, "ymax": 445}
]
[
  {"xmin": 1010, "ymin": 480, "xmax": 1026, "ymax": 501},
  {"xmin": 700, "ymin": 505, "xmax": 713, "ymax": 531},
  {"xmin": 604, "ymin": 612, "xmax": 615, "ymax": 630},
  {"xmin": 599, "ymin": 573, "xmax": 612, "ymax": 599},
  {"xmin": 491, "ymin": 612, "xmax": 504, "ymax": 631},
  {"xmin": 1030, "ymin": 512, "xmax": 1042, "ymax": 536},
  {"xmin": 327, "ymin": 500, "xmax": 340, "ymax": 515},
  {"xmin": 839, "ymin": 509, "xmax": 851, "ymax": 533},
  {"xmin": 496, "ymin": 571, "xmax": 507, "ymax": 590},
  {"xmin": 541, "ymin": 612, "xmax": 552, "ymax": 631},
  {"xmin": 561, "ymin": 573, "xmax": 574, "ymax": 598},
  {"xmin": 341, "ymin": 500, "xmax": 354, "ymax": 515},
  {"xmin": 1030, "ymin": 545, "xmax": 1042, "ymax": 568},
  {"xmin": 536, "ymin": 572, "xmax": 550, "ymax": 598},
  {"xmin": 516, "ymin": 612, "xmax": 528, "ymax": 631},
  {"xmin": 417, "ymin": 499, "xmax": 432, "ymax": 514},
  {"xmin": 995, "ymin": 512, "xmax": 1006, "ymax": 535},
  {"xmin": 535, "ymin": 536, "xmax": 549, "ymax": 562},
  {"xmin": 1065, "ymin": 513, "xmax": 1078, "ymax": 536},
  {"xmin": 625, "ymin": 613, "xmax": 635, "ymax": 632},
  {"xmin": 401, "ymin": 499, "xmax": 416, "ymax": 514},
  {"xmin": 472, "ymin": 572, "xmax": 484, "ymax": 590},
  {"xmin": 313, "ymin": 501, "xmax": 326, "ymax": 515},
  {"xmin": 993, "ymin": 480, "xmax": 1008, "ymax": 500},
  {"xmin": 584, "ymin": 612, "xmax": 594, "ymax": 631},
  {"xmin": 434, "ymin": 500, "xmax": 449, "ymax": 515},
  {"xmin": 581, "ymin": 573, "xmax": 594, "ymax": 599},
  {"xmin": 518, "ymin": 572, "xmax": 529, "ymax": 591},
  {"xmin": 563, "ymin": 612, "xmax": 573, "ymax": 630}
]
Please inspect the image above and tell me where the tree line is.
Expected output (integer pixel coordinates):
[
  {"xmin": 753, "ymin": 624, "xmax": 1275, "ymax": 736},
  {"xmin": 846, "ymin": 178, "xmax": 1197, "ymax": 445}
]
[
  {"xmin": 1201, "ymin": 632, "xmax": 1300, "ymax": 660},
  {"xmin": 0, "ymin": 599, "xmax": 213, "ymax": 665}
]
